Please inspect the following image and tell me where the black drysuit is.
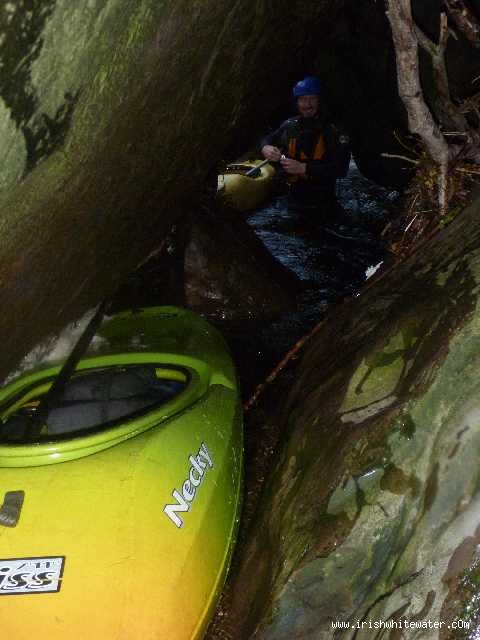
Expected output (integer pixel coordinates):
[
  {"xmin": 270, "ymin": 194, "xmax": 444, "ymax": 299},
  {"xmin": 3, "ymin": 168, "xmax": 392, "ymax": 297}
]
[{"xmin": 261, "ymin": 115, "xmax": 351, "ymax": 222}]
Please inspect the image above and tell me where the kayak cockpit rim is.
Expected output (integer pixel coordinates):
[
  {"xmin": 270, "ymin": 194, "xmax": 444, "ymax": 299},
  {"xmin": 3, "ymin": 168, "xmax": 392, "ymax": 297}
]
[
  {"xmin": 223, "ymin": 163, "xmax": 268, "ymax": 178},
  {"xmin": 0, "ymin": 352, "xmax": 214, "ymax": 467}
]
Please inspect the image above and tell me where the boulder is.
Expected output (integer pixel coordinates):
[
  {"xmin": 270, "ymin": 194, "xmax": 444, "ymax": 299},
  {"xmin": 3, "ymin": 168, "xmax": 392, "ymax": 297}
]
[
  {"xmin": 184, "ymin": 213, "xmax": 300, "ymax": 319},
  {"xmin": 229, "ymin": 192, "xmax": 480, "ymax": 638}
]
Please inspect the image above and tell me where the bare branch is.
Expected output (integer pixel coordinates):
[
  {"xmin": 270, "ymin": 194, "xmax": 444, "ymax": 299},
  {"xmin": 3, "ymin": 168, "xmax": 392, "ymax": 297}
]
[
  {"xmin": 381, "ymin": 152, "xmax": 419, "ymax": 164},
  {"xmin": 404, "ymin": 214, "xmax": 418, "ymax": 232},
  {"xmin": 414, "ymin": 24, "xmax": 437, "ymax": 58},
  {"xmin": 386, "ymin": 0, "xmax": 449, "ymax": 168},
  {"xmin": 386, "ymin": 0, "xmax": 480, "ymax": 223},
  {"xmin": 439, "ymin": 12, "xmax": 450, "ymax": 51},
  {"xmin": 444, "ymin": 0, "xmax": 480, "ymax": 46},
  {"xmin": 456, "ymin": 166, "xmax": 480, "ymax": 174},
  {"xmin": 438, "ymin": 163, "xmax": 449, "ymax": 214},
  {"xmin": 415, "ymin": 13, "xmax": 468, "ymax": 132}
]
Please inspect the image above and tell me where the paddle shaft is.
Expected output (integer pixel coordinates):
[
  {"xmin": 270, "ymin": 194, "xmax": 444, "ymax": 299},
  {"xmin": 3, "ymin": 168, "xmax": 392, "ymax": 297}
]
[
  {"xmin": 31, "ymin": 300, "xmax": 109, "ymax": 431},
  {"xmin": 244, "ymin": 158, "xmax": 270, "ymax": 177}
]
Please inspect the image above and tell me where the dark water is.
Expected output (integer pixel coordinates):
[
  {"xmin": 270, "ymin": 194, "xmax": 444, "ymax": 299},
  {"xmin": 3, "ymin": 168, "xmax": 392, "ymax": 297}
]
[{"xmin": 216, "ymin": 163, "xmax": 400, "ymax": 400}]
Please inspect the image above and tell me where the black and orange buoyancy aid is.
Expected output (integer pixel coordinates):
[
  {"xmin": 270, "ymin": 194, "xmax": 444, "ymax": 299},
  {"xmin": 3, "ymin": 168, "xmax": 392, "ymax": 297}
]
[
  {"xmin": 286, "ymin": 132, "xmax": 326, "ymax": 183},
  {"xmin": 260, "ymin": 115, "xmax": 351, "ymax": 202}
]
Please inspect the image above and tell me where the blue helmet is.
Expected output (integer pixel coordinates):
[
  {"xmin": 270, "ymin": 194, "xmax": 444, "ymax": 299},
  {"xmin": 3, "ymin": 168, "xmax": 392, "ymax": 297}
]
[{"xmin": 293, "ymin": 76, "xmax": 322, "ymax": 97}]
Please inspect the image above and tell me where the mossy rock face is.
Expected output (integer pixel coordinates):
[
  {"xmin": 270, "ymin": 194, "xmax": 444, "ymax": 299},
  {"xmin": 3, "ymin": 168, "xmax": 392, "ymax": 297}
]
[
  {"xmin": 229, "ymin": 194, "xmax": 480, "ymax": 638},
  {"xmin": 0, "ymin": 0, "xmax": 328, "ymax": 378}
]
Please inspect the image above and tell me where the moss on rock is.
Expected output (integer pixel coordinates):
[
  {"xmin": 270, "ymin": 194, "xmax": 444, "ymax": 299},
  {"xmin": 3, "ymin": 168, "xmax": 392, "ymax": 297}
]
[{"xmin": 228, "ymin": 193, "xmax": 480, "ymax": 639}]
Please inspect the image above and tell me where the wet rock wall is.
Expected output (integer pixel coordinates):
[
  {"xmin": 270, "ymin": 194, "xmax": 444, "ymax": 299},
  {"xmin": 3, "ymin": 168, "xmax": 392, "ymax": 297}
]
[
  {"xmin": 0, "ymin": 0, "xmax": 324, "ymax": 378},
  {"xmin": 229, "ymin": 192, "xmax": 480, "ymax": 638}
]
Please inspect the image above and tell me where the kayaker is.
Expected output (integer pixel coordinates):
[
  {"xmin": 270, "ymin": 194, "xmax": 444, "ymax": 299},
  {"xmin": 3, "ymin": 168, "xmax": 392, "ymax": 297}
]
[{"xmin": 260, "ymin": 76, "xmax": 351, "ymax": 228}]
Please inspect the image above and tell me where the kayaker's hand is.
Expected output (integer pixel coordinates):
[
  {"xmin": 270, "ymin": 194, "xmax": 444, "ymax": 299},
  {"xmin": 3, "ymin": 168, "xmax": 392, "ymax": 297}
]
[
  {"xmin": 261, "ymin": 145, "xmax": 282, "ymax": 162},
  {"xmin": 280, "ymin": 157, "xmax": 307, "ymax": 175}
]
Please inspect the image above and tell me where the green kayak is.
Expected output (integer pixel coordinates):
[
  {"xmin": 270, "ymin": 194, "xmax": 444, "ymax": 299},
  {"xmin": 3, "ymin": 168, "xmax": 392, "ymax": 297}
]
[
  {"xmin": 0, "ymin": 306, "xmax": 243, "ymax": 639},
  {"xmin": 217, "ymin": 158, "xmax": 275, "ymax": 212}
]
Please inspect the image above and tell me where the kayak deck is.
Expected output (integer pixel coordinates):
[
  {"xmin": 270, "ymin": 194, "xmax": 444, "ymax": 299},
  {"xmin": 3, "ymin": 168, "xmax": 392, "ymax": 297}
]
[
  {"xmin": 0, "ymin": 306, "xmax": 243, "ymax": 639},
  {"xmin": 217, "ymin": 158, "xmax": 275, "ymax": 212}
]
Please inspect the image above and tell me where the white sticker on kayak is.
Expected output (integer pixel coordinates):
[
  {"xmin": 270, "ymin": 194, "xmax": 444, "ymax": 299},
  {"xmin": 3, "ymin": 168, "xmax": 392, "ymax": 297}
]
[
  {"xmin": 164, "ymin": 442, "xmax": 213, "ymax": 528},
  {"xmin": 0, "ymin": 556, "xmax": 65, "ymax": 595}
]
